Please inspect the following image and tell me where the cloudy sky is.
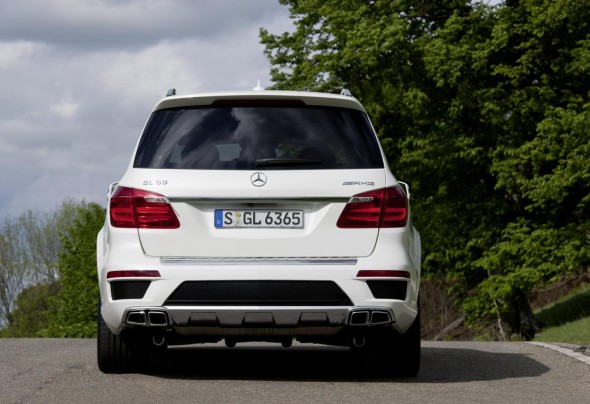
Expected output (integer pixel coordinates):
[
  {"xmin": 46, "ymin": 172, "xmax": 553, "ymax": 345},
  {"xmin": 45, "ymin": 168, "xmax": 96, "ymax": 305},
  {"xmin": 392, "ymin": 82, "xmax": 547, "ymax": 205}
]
[{"xmin": 0, "ymin": 0, "xmax": 293, "ymax": 218}]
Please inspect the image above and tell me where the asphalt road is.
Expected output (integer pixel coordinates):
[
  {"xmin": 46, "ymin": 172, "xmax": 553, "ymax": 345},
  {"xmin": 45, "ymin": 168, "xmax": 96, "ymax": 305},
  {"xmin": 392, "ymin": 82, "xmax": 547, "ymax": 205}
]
[{"xmin": 1, "ymin": 339, "xmax": 589, "ymax": 404}]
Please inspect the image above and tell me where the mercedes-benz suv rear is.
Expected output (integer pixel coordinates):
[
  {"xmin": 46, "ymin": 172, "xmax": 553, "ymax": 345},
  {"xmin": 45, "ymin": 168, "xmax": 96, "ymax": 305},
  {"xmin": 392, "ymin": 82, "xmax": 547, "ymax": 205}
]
[{"xmin": 96, "ymin": 88, "xmax": 421, "ymax": 375}]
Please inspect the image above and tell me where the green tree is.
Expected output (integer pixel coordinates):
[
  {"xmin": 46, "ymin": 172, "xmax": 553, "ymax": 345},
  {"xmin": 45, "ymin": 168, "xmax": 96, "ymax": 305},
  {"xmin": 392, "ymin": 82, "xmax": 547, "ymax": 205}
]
[
  {"xmin": 0, "ymin": 200, "xmax": 85, "ymax": 334},
  {"xmin": 41, "ymin": 203, "xmax": 105, "ymax": 338},
  {"xmin": 0, "ymin": 282, "xmax": 59, "ymax": 337},
  {"xmin": 261, "ymin": 0, "xmax": 590, "ymax": 339},
  {"xmin": 463, "ymin": 0, "xmax": 590, "ymax": 336}
]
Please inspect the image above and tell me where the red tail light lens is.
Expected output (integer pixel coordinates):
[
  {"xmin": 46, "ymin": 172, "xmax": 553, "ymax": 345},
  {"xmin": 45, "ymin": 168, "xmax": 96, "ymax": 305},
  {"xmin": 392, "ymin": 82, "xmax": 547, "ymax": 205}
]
[
  {"xmin": 380, "ymin": 186, "xmax": 409, "ymax": 228},
  {"xmin": 110, "ymin": 186, "xmax": 180, "ymax": 229},
  {"xmin": 337, "ymin": 186, "xmax": 408, "ymax": 228}
]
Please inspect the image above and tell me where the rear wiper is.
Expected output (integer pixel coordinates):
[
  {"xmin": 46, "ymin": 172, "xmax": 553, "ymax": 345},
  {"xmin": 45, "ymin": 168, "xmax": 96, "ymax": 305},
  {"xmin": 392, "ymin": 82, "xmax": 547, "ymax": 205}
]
[{"xmin": 255, "ymin": 158, "xmax": 323, "ymax": 167}]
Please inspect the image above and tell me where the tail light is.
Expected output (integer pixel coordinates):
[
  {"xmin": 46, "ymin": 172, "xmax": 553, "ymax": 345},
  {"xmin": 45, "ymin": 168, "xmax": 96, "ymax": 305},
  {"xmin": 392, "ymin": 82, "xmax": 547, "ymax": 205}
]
[
  {"xmin": 110, "ymin": 186, "xmax": 180, "ymax": 229},
  {"xmin": 337, "ymin": 186, "xmax": 408, "ymax": 228}
]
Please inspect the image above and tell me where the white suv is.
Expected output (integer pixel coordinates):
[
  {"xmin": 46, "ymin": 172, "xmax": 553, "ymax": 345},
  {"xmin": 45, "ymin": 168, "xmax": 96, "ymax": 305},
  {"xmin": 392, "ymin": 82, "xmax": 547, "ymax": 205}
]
[{"xmin": 96, "ymin": 88, "xmax": 421, "ymax": 375}]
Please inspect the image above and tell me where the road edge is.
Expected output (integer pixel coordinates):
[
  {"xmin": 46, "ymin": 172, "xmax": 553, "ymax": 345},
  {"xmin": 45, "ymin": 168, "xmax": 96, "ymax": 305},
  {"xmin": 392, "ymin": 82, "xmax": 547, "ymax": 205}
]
[{"xmin": 527, "ymin": 342, "xmax": 590, "ymax": 365}]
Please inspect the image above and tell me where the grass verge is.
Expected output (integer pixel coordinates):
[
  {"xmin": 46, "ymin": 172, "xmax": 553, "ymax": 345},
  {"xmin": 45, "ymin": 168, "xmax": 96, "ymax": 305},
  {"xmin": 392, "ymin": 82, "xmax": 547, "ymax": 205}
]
[
  {"xmin": 534, "ymin": 317, "xmax": 590, "ymax": 345},
  {"xmin": 534, "ymin": 284, "xmax": 590, "ymax": 345}
]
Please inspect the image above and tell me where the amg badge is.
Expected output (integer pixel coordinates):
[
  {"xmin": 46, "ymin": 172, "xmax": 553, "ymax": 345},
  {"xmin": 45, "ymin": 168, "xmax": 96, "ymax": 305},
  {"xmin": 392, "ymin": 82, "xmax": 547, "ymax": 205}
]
[{"xmin": 342, "ymin": 181, "xmax": 375, "ymax": 186}]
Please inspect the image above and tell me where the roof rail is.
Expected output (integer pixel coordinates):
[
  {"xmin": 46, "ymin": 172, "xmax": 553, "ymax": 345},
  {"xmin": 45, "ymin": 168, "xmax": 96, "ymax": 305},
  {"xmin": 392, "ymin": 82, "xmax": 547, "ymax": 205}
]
[
  {"xmin": 340, "ymin": 88, "xmax": 352, "ymax": 97},
  {"xmin": 166, "ymin": 88, "xmax": 176, "ymax": 97}
]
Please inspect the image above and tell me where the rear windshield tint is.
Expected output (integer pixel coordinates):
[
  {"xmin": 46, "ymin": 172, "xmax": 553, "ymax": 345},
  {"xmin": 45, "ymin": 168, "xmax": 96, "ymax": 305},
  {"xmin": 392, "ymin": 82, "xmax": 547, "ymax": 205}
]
[{"xmin": 133, "ymin": 105, "xmax": 384, "ymax": 170}]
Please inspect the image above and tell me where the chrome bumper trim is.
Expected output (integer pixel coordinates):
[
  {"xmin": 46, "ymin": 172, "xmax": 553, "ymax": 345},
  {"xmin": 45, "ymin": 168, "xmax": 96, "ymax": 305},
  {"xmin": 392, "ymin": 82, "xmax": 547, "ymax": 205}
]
[
  {"xmin": 168, "ymin": 197, "xmax": 350, "ymax": 204},
  {"xmin": 159, "ymin": 257, "xmax": 358, "ymax": 265}
]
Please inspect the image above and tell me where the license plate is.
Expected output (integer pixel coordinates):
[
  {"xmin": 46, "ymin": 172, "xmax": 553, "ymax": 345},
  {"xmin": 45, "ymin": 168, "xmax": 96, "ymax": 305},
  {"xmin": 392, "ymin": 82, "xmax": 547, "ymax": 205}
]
[{"xmin": 214, "ymin": 209, "xmax": 304, "ymax": 229}]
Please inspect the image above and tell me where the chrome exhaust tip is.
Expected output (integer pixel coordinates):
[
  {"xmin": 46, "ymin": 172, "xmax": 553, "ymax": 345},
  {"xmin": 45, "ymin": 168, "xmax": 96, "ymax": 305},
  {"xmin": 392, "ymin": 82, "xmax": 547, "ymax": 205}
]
[
  {"xmin": 126, "ymin": 311, "xmax": 147, "ymax": 325},
  {"xmin": 349, "ymin": 311, "xmax": 370, "ymax": 326},
  {"xmin": 370, "ymin": 311, "xmax": 392, "ymax": 325},
  {"xmin": 147, "ymin": 311, "xmax": 168, "ymax": 326}
]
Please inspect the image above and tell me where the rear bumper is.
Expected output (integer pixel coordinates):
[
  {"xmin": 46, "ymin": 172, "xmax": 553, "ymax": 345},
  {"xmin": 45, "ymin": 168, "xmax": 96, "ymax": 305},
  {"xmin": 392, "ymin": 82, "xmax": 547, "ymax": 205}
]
[
  {"xmin": 97, "ymin": 226, "xmax": 421, "ymax": 339},
  {"xmin": 100, "ymin": 267, "xmax": 418, "ymax": 334}
]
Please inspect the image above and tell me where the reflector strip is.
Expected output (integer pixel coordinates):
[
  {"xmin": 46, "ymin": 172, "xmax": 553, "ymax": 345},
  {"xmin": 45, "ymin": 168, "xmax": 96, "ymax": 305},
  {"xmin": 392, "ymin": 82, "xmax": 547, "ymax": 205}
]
[
  {"xmin": 356, "ymin": 270, "xmax": 410, "ymax": 278},
  {"xmin": 107, "ymin": 270, "xmax": 161, "ymax": 279}
]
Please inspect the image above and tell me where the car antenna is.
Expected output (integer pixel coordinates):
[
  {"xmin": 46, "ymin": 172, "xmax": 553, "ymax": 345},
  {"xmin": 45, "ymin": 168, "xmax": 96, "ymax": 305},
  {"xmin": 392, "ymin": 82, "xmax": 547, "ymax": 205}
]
[{"xmin": 253, "ymin": 79, "xmax": 265, "ymax": 91}]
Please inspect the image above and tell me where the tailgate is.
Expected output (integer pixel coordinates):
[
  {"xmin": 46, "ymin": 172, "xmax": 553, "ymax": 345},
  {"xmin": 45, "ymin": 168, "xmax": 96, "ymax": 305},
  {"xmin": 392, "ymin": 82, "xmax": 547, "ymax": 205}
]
[{"xmin": 133, "ymin": 169, "xmax": 385, "ymax": 258}]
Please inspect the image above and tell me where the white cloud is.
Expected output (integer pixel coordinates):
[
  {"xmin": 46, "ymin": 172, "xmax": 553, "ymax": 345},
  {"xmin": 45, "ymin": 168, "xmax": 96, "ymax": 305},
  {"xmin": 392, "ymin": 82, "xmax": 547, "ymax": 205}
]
[
  {"xmin": 0, "ymin": 0, "xmax": 294, "ymax": 218},
  {"xmin": 0, "ymin": 41, "xmax": 48, "ymax": 67},
  {"xmin": 50, "ymin": 99, "xmax": 80, "ymax": 118},
  {"xmin": 0, "ymin": 0, "xmax": 290, "ymax": 50}
]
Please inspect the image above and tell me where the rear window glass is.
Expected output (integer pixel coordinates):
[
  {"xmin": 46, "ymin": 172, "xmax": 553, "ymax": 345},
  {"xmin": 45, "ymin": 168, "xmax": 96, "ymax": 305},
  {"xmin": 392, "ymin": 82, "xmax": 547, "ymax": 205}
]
[{"xmin": 133, "ymin": 105, "xmax": 384, "ymax": 170}]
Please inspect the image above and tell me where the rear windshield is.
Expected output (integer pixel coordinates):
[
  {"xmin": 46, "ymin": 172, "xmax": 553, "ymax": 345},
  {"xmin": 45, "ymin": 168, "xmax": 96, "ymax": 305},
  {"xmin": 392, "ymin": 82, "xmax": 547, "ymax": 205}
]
[{"xmin": 133, "ymin": 104, "xmax": 384, "ymax": 170}]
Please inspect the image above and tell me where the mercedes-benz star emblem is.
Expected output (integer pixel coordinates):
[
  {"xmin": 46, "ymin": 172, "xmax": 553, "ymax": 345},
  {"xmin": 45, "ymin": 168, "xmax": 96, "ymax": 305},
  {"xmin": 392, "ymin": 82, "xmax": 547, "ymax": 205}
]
[
  {"xmin": 250, "ymin": 172, "xmax": 267, "ymax": 187},
  {"xmin": 250, "ymin": 172, "xmax": 266, "ymax": 187}
]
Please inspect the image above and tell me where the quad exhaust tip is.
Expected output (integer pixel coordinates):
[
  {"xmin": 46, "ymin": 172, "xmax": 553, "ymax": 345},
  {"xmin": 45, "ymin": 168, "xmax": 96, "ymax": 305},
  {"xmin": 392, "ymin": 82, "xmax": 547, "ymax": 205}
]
[
  {"xmin": 348, "ymin": 309, "xmax": 393, "ymax": 326},
  {"xmin": 125, "ymin": 309, "xmax": 169, "ymax": 327}
]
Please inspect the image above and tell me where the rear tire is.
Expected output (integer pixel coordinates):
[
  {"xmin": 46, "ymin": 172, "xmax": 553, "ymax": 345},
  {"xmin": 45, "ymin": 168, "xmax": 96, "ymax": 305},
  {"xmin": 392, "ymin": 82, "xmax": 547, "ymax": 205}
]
[
  {"xmin": 97, "ymin": 301, "xmax": 147, "ymax": 373},
  {"xmin": 360, "ymin": 305, "xmax": 421, "ymax": 377},
  {"xmin": 396, "ymin": 308, "xmax": 421, "ymax": 377}
]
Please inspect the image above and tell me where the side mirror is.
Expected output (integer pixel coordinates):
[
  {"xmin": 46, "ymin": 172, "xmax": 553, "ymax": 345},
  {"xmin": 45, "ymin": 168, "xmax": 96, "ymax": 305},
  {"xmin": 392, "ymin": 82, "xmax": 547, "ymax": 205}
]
[{"xmin": 398, "ymin": 181, "xmax": 410, "ymax": 200}]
